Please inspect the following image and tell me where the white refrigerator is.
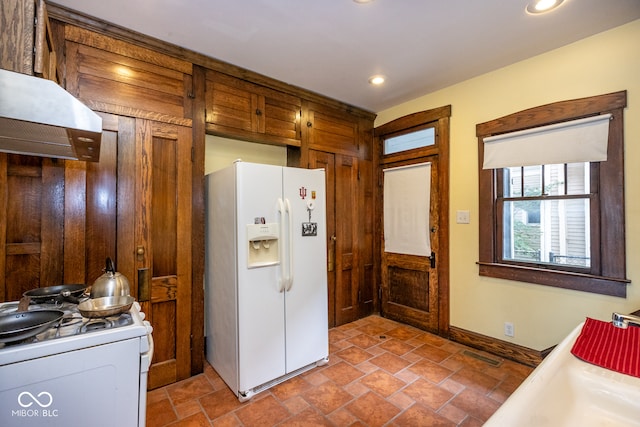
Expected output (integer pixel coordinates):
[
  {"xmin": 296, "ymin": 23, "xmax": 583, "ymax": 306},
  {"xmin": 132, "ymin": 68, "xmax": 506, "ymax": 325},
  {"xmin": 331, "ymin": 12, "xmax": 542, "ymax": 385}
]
[{"xmin": 205, "ymin": 161, "xmax": 329, "ymax": 401}]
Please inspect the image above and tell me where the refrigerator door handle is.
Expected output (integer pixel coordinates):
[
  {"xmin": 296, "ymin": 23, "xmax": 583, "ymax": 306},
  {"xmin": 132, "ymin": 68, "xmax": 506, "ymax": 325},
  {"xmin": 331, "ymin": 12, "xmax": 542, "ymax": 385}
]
[
  {"xmin": 277, "ymin": 198, "xmax": 287, "ymax": 292},
  {"xmin": 284, "ymin": 198, "xmax": 294, "ymax": 291}
]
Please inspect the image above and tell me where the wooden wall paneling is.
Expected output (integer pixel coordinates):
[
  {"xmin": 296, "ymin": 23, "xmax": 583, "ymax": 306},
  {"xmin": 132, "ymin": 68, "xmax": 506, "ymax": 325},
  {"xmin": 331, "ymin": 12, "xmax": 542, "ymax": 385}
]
[
  {"xmin": 84, "ymin": 130, "xmax": 118, "ymax": 284},
  {"xmin": 190, "ymin": 65, "xmax": 206, "ymax": 375},
  {"xmin": 40, "ymin": 158, "xmax": 64, "ymax": 286},
  {"xmin": 33, "ymin": 0, "xmax": 60, "ymax": 82},
  {"xmin": 174, "ymin": 124, "xmax": 194, "ymax": 381},
  {"xmin": 0, "ymin": 0, "xmax": 35, "ymax": 75},
  {"xmin": 3, "ymin": 157, "xmax": 51, "ymax": 297},
  {"xmin": 183, "ymin": 73, "xmax": 194, "ymax": 121},
  {"xmin": 135, "ymin": 118, "xmax": 153, "ymax": 312},
  {"xmin": 62, "ymin": 159, "xmax": 86, "ymax": 285},
  {"xmin": 0, "ymin": 156, "xmax": 63, "ymax": 295},
  {"xmin": 8, "ymin": 158, "xmax": 42, "ymax": 297},
  {"xmin": 0, "ymin": 0, "xmax": 59, "ymax": 81},
  {"xmin": 0, "ymin": 155, "xmax": 7, "ymax": 301},
  {"xmin": 62, "ymin": 127, "xmax": 118, "ymax": 287},
  {"xmin": 48, "ymin": 6, "xmax": 66, "ymax": 84},
  {"xmin": 64, "ymin": 25, "xmax": 192, "ymax": 75},
  {"xmin": 359, "ymin": 117, "xmax": 375, "ymax": 316},
  {"xmin": 359, "ymin": 157, "xmax": 375, "ymax": 315},
  {"xmin": 114, "ymin": 114, "xmax": 137, "ymax": 307}
]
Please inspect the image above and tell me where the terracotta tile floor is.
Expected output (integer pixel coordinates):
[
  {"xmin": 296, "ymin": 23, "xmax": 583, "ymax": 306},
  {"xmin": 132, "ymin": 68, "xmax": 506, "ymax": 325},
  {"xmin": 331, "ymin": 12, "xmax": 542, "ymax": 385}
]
[{"xmin": 146, "ymin": 315, "xmax": 533, "ymax": 426}]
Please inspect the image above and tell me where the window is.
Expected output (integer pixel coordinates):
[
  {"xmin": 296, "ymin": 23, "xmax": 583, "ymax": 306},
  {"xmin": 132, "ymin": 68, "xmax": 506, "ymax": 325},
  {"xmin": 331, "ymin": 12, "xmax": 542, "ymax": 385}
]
[
  {"xmin": 477, "ymin": 91, "xmax": 629, "ymax": 297},
  {"xmin": 499, "ymin": 163, "xmax": 591, "ymax": 268},
  {"xmin": 384, "ymin": 127, "xmax": 435, "ymax": 155}
]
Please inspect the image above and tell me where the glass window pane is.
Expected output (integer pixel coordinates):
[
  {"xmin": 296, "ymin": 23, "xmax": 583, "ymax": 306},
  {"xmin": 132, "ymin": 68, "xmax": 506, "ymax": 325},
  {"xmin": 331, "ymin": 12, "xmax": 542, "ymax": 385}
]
[
  {"xmin": 522, "ymin": 166, "xmax": 542, "ymax": 196},
  {"xmin": 566, "ymin": 162, "xmax": 590, "ymax": 195},
  {"xmin": 384, "ymin": 127, "xmax": 435, "ymax": 155},
  {"xmin": 504, "ymin": 167, "xmax": 522, "ymax": 197},
  {"xmin": 544, "ymin": 164, "xmax": 566, "ymax": 195},
  {"xmin": 503, "ymin": 198, "xmax": 590, "ymax": 268}
]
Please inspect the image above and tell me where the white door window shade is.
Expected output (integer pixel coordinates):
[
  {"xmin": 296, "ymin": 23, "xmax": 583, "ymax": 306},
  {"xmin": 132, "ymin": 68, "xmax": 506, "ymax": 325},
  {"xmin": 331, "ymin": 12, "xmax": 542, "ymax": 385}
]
[
  {"xmin": 482, "ymin": 114, "xmax": 612, "ymax": 169},
  {"xmin": 383, "ymin": 162, "xmax": 431, "ymax": 257}
]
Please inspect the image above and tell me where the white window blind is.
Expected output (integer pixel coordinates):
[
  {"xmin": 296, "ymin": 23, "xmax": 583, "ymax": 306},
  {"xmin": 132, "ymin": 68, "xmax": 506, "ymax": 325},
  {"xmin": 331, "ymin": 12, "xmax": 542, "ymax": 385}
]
[
  {"xmin": 482, "ymin": 113, "xmax": 611, "ymax": 169},
  {"xmin": 383, "ymin": 162, "xmax": 431, "ymax": 256}
]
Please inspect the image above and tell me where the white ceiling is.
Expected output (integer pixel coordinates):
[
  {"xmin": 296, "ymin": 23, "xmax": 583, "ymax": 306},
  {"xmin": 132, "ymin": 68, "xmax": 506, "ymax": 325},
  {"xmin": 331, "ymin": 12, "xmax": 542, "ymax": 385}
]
[{"xmin": 50, "ymin": 0, "xmax": 640, "ymax": 113}]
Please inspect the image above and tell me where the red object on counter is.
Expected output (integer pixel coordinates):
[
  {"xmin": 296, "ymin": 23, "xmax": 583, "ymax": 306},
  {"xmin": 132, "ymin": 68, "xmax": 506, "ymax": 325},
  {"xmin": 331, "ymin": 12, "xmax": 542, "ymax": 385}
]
[{"xmin": 571, "ymin": 317, "xmax": 640, "ymax": 378}]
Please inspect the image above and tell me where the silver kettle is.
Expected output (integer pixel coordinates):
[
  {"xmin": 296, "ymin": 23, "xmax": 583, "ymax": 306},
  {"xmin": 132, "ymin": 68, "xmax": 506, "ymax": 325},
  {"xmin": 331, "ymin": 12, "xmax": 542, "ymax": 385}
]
[{"xmin": 90, "ymin": 257, "xmax": 131, "ymax": 298}]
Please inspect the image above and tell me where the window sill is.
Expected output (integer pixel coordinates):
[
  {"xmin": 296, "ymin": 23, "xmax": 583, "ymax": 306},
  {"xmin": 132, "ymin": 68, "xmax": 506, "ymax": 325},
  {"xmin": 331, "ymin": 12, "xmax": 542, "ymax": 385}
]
[{"xmin": 477, "ymin": 262, "xmax": 630, "ymax": 297}]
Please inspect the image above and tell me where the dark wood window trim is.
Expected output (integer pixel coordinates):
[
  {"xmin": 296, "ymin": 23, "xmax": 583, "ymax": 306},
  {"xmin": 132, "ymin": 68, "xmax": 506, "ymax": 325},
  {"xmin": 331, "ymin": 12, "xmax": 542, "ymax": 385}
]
[{"xmin": 476, "ymin": 91, "xmax": 629, "ymax": 297}]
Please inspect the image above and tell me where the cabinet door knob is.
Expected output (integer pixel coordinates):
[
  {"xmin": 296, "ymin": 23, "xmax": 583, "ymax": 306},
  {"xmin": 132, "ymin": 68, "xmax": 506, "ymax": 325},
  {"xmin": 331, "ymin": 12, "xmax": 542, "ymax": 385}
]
[
  {"xmin": 255, "ymin": 108, "xmax": 262, "ymax": 116},
  {"xmin": 307, "ymin": 121, "xmax": 313, "ymax": 127}
]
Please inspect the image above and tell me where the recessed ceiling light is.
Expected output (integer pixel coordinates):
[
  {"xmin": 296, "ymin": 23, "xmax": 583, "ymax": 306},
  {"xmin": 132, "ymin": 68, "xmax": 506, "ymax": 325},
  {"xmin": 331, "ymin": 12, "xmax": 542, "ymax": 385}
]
[
  {"xmin": 526, "ymin": 0, "xmax": 565, "ymax": 14},
  {"xmin": 368, "ymin": 75, "xmax": 385, "ymax": 85},
  {"xmin": 353, "ymin": 0, "xmax": 374, "ymax": 3}
]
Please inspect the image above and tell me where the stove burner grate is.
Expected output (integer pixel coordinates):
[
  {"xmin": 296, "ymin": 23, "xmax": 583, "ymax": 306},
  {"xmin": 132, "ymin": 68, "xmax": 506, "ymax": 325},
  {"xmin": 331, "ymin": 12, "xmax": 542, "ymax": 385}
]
[{"xmin": 80, "ymin": 313, "xmax": 133, "ymax": 334}]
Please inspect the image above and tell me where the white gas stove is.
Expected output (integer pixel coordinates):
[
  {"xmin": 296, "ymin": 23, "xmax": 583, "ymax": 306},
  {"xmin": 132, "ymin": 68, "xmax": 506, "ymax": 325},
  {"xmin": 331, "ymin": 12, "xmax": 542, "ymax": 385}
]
[{"xmin": 0, "ymin": 299, "xmax": 153, "ymax": 427}]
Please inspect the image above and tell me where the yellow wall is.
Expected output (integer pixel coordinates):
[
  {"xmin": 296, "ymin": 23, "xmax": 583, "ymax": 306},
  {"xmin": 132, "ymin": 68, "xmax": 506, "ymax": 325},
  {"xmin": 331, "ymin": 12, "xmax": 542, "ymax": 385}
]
[
  {"xmin": 205, "ymin": 135, "xmax": 287, "ymax": 174},
  {"xmin": 375, "ymin": 20, "xmax": 640, "ymax": 350}
]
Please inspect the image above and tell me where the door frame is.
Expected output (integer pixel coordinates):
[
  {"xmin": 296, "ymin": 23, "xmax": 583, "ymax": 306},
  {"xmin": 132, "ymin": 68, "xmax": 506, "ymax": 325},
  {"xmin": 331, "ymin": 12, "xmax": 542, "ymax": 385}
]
[{"xmin": 373, "ymin": 106, "xmax": 451, "ymax": 337}]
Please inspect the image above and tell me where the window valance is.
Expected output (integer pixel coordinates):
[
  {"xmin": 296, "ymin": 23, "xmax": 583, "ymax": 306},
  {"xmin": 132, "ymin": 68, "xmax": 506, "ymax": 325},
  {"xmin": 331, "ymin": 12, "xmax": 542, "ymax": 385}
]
[{"xmin": 482, "ymin": 113, "xmax": 612, "ymax": 169}]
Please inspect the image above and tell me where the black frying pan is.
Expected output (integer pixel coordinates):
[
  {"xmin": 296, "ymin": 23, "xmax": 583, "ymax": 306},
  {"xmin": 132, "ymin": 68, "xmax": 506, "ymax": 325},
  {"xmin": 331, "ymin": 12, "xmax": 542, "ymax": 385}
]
[
  {"xmin": 0, "ymin": 310, "xmax": 64, "ymax": 343},
  {"xmin": 23, "ymin": 284, "xmax": 88, "ymax": 303}
]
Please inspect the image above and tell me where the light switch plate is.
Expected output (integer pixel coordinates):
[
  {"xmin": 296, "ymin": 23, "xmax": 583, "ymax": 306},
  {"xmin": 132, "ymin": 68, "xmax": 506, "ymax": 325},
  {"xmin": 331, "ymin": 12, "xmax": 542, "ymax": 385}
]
[{"xmin": 456, "ymin": 210, "xmax": 470, "ymax": 224}]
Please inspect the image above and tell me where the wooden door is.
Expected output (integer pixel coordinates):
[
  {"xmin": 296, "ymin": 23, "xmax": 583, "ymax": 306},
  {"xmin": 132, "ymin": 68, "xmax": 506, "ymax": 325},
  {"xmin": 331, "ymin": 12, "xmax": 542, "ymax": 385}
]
[
  {"xmin": 309, "ymin": 150, "xmax": 359, "ymax": 327},
  {"xmin": 381, "ymin": 158, "xmax": 440, "ymax": 333},
  {"xmin": 120, "ymin": 119, "xmax": 193, "ymax": 389}
]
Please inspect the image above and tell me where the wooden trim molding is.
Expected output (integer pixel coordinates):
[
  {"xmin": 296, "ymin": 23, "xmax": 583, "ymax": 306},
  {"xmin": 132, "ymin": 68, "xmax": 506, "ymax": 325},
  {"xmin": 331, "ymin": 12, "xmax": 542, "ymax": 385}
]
[{"xmin": 449, "ymin": 325, "xmax": 554, "ymax": 368}]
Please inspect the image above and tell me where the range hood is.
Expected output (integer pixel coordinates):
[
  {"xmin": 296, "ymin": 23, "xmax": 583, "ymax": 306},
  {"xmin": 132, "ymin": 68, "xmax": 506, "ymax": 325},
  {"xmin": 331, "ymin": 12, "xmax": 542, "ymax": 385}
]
[{"xmin": 0, "ymin": 68, "xmax": 102, "ymax": 162}]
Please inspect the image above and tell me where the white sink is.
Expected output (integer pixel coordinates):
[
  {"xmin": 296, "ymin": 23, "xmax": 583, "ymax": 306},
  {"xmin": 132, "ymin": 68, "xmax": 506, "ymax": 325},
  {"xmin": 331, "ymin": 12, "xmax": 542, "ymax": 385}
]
[{"xmin": 484, "ymin": 322, "xmax": 640, "ymax": 427}]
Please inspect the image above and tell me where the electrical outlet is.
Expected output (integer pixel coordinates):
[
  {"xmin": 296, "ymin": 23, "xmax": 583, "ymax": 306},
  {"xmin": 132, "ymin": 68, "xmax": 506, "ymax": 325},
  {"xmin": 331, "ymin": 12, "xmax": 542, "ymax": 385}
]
[
  {"xmin": 456, "ymin": 210, "xmax": 470, "ymax": 224},
  {"xmin": 504, "ymin": 322, "xmax": 514, "ymax": 337}
]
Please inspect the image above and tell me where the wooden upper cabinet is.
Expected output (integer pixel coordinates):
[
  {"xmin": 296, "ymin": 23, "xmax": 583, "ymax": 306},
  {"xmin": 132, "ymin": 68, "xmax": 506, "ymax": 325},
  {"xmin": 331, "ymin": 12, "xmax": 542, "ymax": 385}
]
[
  {"xmin": 0, "ymin": 0, "xmax": 60, "ymax": 83},
  {"xmin": 304, "ymin": 102, "xmax": 360, "ymax": 155},
  {"xmin": 205, "ymin": 70, "xmax": 302, "ymax": 146},
  {"xmin": 63, "ymin": 26, "xmax": 193, "ymax": 125}
]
